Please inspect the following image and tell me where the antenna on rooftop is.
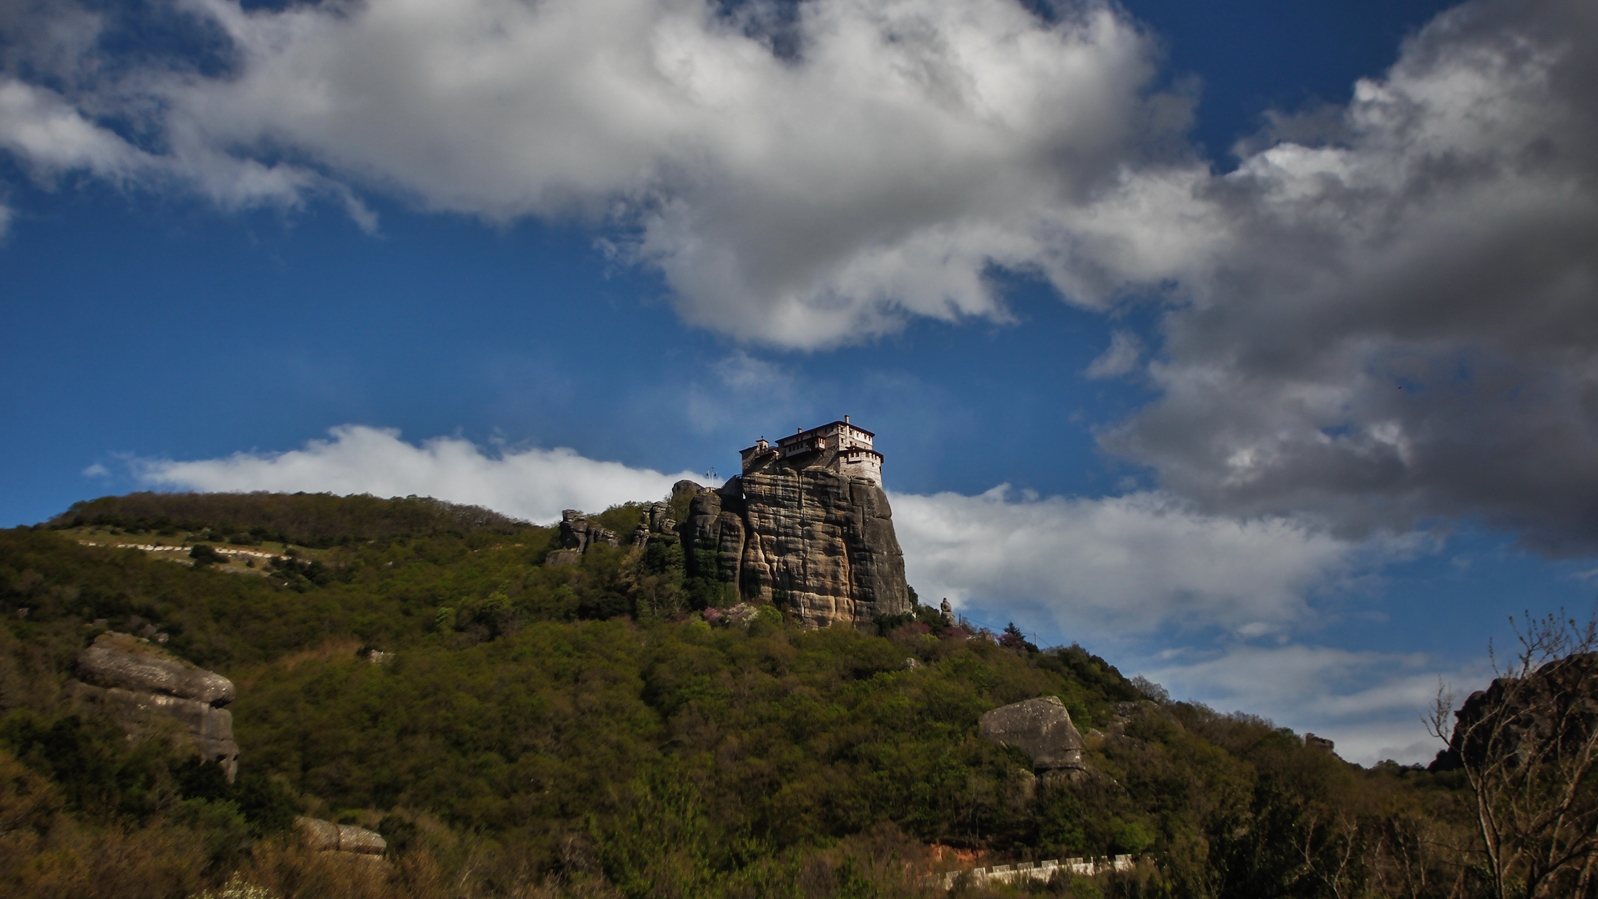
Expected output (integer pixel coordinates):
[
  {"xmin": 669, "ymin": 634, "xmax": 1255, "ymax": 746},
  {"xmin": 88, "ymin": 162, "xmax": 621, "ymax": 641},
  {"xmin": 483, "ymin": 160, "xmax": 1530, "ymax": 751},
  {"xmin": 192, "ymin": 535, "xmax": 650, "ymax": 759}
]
[{"xmin": 705, "ymin": 467, "xmax": 719, "ymax": 482}]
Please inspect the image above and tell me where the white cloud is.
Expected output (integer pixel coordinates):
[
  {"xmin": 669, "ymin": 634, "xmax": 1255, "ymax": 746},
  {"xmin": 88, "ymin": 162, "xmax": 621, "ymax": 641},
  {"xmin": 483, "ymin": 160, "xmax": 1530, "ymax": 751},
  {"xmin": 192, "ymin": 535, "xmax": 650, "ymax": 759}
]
[
  {"xmin": 136, "ymin": 425, "xmax": 699, "ymax": 524},
  {"xmin": 891, "ymin": 485, "xmax": 1359, "ymax": 639},
  {"xmin": 81, "ymin": 462, "xmax": 109, "ymax": 477},
  {"xmin": 0, "ymin": 78, "xmax": 149, "ymax": 180},
  {"xmin": 1145, "ymin": 643, "xmax": 1479, "ymax": 765},
  {"xmin": 0, "ymin": 0, "xmax": 1205, "ymax": 348},
  {"xmin": 1084, "ymin": 329, "xmax": 1142, "ymax": 379}
]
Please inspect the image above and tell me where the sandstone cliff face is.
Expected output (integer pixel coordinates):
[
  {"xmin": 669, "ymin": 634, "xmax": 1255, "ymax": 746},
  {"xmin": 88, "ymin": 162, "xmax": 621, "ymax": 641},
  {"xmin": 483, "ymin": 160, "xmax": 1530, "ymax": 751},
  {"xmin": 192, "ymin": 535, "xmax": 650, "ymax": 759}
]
[
  {"xmin": 71, "ymin": 632, "xmax": 239, "ymax": 780},
  {"xmin": 682, "ymin": 467, "xmax": 911, "ymax": 628}
]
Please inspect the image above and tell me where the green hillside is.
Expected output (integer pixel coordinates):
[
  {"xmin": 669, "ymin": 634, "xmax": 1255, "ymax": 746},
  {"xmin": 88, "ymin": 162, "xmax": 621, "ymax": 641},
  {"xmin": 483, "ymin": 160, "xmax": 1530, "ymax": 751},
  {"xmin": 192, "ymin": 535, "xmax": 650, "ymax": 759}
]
[{"xmin": 1, "ymin": 493, "xmax": 1483, "ymax": 898}]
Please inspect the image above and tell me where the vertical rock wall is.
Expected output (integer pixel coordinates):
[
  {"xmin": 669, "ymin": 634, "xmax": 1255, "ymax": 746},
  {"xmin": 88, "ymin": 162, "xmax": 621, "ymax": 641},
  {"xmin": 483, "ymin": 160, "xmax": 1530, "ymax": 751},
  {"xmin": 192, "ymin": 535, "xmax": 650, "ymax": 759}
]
[{"xmin": 683, "ymin": 468, "xmax": 911, "ymax": 628}]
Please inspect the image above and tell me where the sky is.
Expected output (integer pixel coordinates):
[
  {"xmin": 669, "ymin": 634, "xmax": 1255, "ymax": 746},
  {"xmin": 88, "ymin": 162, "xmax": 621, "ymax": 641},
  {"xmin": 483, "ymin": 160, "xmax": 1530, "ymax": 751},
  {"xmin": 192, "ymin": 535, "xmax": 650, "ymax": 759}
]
[{"xmin": 5, "ymin": 0, "xmax": 1598, "ymax": 765}]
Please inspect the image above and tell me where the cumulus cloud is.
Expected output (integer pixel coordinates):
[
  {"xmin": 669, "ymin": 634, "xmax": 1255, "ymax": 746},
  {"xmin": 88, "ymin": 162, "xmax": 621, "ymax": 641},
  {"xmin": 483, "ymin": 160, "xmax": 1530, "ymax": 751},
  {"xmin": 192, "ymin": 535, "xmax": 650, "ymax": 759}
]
[
  {"xmin": 1101, "ymin": 0, "xmax": 1598, "ymax": 551},
  {"xmin": 0, "ymin": 0, "xmax": 1204, "ymax": 347},
  {"xmin": 891, "ymin": 486, "xmax": 1359, "ymax": 639},
  {"xmin": 137, "ymin": 425, "xmax": 699, "ymax": 524}
]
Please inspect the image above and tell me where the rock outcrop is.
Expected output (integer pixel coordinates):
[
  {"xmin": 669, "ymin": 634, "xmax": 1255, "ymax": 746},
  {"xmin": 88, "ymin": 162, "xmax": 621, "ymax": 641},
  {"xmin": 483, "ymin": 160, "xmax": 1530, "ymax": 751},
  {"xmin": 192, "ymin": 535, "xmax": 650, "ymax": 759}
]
[
  {"xmin": 678, "ymin": 419, "xmax": 912, "ymax": 628},
  {"xmin": 296, "ymin": 816, "xmax": 391, "ymax": 872},
  {"xmin": 559, "ymin": 510, "xmax": 618, "ymax": 553},
  {"xmin": 739, "ymin": 467, "xmax": 909, "ymax": 626},
  {"xmin": 546, "ymin": 509, "xmax": 622, "ymax": 566},
  {"xmin": 979, "ymin": 697, "xmax": 1085, "ymax": 771},
  {"xmin": 1431, "ymin": 651, "xmax": 1598, "ymax": 772},
  {"xmin": 296, "ymin": 816, "xmax": 388, "ymax": 856},
  {"xmin": 681, "ymin": 470, "xmax": 911, "ymax": 628},
  {"xmin": 70, "ymin": 632, "xmax": 239, "ymax": 780}
]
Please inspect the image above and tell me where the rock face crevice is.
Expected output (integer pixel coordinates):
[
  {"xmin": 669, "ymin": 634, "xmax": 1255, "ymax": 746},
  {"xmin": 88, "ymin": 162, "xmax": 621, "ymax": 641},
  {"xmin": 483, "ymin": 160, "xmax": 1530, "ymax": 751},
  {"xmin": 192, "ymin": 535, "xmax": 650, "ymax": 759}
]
[
  {"xmin": 683, "ymin": 420, "xmax": 911, "ymax": 628},
  {"xmin": 70, "ymin": 631, "xmax": 239, "ymax": 780}
]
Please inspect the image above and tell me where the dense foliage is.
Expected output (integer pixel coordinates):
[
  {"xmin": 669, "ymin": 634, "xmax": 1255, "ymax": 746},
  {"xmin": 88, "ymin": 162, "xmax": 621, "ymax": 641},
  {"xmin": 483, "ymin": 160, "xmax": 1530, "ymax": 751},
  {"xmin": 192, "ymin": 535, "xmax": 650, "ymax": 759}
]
[
  {"xmin": 50, "ymin": 492, "xmax": 533, "ymax": 548},
  {"xmin": 0, "ymin": 494, "xmax": 1509, "ymax": 898}
]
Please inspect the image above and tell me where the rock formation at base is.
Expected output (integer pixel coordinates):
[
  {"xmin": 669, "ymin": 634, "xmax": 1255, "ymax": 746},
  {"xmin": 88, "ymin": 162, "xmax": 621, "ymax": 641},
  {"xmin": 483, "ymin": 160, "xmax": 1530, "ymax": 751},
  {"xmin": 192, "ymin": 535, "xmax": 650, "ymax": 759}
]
[
  {"xmin": 681, "ymin": 418, "xmax": 911, "ymax": 628},
  {"xmin": 70, "ymin": 631, "xmax": 240, "ymax": 780},
  {"xmin": 979, "ymin": 696, "xmax": 1086, "ymax": 771}
]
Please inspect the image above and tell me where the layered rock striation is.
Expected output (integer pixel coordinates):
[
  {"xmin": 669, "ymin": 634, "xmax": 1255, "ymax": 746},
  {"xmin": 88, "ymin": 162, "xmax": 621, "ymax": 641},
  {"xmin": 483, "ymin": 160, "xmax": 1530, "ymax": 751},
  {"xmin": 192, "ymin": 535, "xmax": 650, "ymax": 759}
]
[
  {"xmin": 70, "ymin": 631, "xmax": 240, "ymax": 780},
  {"xmin": 682, "ymin": 419, "xmax": 911, "ymax": 628}
]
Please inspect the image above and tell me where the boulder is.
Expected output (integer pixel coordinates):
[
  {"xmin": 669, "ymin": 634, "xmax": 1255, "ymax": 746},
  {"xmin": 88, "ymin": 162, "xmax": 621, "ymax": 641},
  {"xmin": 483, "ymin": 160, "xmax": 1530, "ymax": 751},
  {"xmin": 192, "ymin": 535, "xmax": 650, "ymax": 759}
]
[
  {"xmin": 295, "ymin": 816, "xmax": 388, "ymax": 855},
  {"xmin": 71, "ymin": 632, "xmax": 239, "ymax": 780},
  {"xmin": 979, "ymin": 696, "xmax": 1085, "ymax": 771},
  {"xmin": 296, "ymin": 815, "xmax": 342, "ymax": 852},
  {"xmin": 77, "ymin": 631, "xmax": 234, "ymax": 706}
]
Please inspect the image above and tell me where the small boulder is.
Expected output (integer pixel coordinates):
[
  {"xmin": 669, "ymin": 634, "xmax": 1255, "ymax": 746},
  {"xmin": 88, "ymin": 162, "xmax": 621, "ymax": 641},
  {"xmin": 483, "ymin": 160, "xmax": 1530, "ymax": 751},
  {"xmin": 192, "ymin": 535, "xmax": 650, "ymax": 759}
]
[
  {"xmin": 979, "ymin": 696, "xmax": 1085, "ymax": 770},
  {"xmin": 295, "ymin": 816, "xmax": 387, "ymax": 856}
]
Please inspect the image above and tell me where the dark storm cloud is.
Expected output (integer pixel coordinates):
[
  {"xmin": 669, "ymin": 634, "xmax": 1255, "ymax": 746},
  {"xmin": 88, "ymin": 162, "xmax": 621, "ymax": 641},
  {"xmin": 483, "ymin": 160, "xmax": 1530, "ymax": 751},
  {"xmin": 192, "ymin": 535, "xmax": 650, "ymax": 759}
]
[{"xmin": 1104, "ymin": 0, "xmax": 1598, "ymax": 552}]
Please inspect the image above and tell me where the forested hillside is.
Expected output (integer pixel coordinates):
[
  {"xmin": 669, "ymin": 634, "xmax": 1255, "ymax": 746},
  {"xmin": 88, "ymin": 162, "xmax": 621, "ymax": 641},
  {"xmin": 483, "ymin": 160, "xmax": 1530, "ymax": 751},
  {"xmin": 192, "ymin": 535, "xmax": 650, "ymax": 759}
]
[{"xmin": 0, "ymin": 493, "xmax": 1495, "ymax": 898}]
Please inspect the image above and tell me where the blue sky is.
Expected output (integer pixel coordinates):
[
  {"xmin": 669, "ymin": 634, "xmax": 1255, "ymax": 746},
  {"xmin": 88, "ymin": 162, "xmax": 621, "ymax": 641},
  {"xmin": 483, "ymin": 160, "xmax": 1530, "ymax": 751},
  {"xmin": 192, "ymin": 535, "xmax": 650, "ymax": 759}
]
[{"xmin": 5, "ymin": 0, "xmax": 1598, "ymax": 764}]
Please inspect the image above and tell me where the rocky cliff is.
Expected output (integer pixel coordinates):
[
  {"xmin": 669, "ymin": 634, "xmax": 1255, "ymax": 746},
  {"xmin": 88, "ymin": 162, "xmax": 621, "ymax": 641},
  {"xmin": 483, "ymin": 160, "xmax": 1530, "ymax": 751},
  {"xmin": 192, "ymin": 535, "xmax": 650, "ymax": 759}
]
[
  {"xmin": 1431, "ymin": 651, "xmax": 1598, "ymax": 772},
  {"xmin": 682, "ymin": 464, "xmax": 911, "ymax": 628},
  {"xmin": 70, "ymin": 631, "xmax": 240, "ymax": 780}
]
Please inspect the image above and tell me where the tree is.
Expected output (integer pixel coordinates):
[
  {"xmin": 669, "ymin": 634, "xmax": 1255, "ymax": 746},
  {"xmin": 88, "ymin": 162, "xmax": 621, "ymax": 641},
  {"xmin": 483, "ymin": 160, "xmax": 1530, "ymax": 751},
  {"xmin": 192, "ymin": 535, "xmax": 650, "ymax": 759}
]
[{"xmin": 1429, "ymin": 611, "xmax": 1598, "ymax": 899}]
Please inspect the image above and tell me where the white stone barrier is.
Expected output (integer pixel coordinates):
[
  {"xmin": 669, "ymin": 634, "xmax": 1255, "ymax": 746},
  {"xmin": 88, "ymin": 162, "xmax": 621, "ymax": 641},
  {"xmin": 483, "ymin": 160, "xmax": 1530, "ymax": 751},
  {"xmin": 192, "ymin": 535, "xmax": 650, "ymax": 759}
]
[{"xmin": 926, "ymin": 854, "xmax": 1135, "ymax": 890}]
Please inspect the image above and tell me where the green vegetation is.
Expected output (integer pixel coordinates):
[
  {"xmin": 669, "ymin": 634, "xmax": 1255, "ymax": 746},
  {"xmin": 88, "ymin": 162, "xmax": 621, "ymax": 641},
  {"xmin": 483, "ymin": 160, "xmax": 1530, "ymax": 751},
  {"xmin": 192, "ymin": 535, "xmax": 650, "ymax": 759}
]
[{"xmin": 0, "ymin": 493, "xmax": 1505, "ymax": 897}]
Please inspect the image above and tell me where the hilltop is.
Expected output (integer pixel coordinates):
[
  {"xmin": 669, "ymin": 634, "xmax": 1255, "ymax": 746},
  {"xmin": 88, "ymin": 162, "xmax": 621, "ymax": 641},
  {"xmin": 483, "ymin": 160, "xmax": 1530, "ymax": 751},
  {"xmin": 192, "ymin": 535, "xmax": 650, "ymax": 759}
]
[
  {"xmin": 50, "ymin": 492, "xmax": 534, "ymax": 547},
  {"xmin": 1, "ymin": 492, "xmax": 1491, "ymax": 898}
]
